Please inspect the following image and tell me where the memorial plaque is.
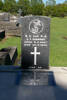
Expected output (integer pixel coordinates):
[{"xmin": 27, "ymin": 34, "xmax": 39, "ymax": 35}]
[{"xmin": 21, "ymin": 16, "xmax": 50, "ymax": 69}]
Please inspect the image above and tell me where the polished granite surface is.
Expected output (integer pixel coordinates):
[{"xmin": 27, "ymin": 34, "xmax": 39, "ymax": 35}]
[{"xmin": 0, "ymin": 66, "xmax": 67, "ymax": 100}]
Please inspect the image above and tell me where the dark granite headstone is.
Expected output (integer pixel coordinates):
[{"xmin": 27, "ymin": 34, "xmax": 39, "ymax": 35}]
[
  {"xmin": 0, "ymin": 30, "xmax": 5, "ymax": 39},
  {"xmin": 20, "ymin": 16, "xmax": 50, "ymax": 69}
]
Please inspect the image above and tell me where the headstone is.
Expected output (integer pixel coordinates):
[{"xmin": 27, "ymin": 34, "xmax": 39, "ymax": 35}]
[
  {"xmin": 0, "ymin": 52, "xmax": 12, "ymax": 65},
  {"xmin": 0, "ymin": 47, "xmax": 18, "ymax": 65},
  {"xmin": 18, "ymin": 9, "xmax": 22, "ymax": 17},
  {"xmin": 4, "ymin": 13, "xmax": 10, "ymax": 21},
  {"xmin": 10, "ymin": 15, "xmax": 18, "ymax": 22},
  {"xmin": 0, "ymin": 30, "xmax": 5, "ymax": 39},
  {"xmin": 0, "ymin": 13, "xmax": 10, "ymax": 21},
  {"xmin": 20, "ymin": 16, "xmax": 50, "ymax": 69}
]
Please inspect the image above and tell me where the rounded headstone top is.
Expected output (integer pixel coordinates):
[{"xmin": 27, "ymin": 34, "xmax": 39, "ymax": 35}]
[
  {"xmin": 18, "ymin": 16, "xmax": 51, "ymax": 25},
  {"xmin": 23, "ymin": 15, "xmax": 50, "ymax": 20}
]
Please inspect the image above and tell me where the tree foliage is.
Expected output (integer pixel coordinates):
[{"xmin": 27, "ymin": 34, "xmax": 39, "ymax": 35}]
[
  {"xmin": 31, "ymin": 0, "xmax": 43, "ymax": 5},
  {"xmin": 0, "ymin": 0, "xmax": 67, "ymax": 17},
  {"xmin": 64, "ymin": 0, "xmax": 67, "ymax": 4},
  {"xmin": 17, "ymin": 0, "xmax": 31, "ymax": 16},
  {"xmin": 43, "ymin": 4, "xmax": 67, "ymax": 17},
  {"xmin": 46, "ymin": 0, "xmax": 56, "ymax": 6},
  {"xmin": 3, "ymin": 0, "xmax": 16, "ymax": 12},
  {"xmin": 30, "ymin": 0, "xmax": 45, "ymax": 15},
  {"xmin": 0, "ymin": 0, "xmax": 3, "ymax": 10}
]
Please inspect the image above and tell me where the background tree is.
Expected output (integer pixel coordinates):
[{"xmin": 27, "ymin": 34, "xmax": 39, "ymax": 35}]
[
  {"xmin": 3, "ymin": 0, "xmax": 16, "ymax": 13},
  {"xmin": 46, "ymin": 0, "xmax": 56, "ymax": 6},
  {"xmin": 0, "ymin": 0, "xmax": 67, "ymax": 17},
  {"xmin": 31, "ymin": 0, "xmax": 43, "ymax": 5},
  {"xmin": 17, "ymin": 0, "xmax": 31, "ymax": 16},
  {"xmin": 43, "ymin": 3, "xmax": 67, "ymax": 17},
  {"xmin": 30, "ymin": 0, "xmax": 45, "ymax": 15},
  {"xmin": 64, "ymin": 0, "xmax": 67, "ymax": 4},
  {"xmin": 0, "ymin": 0, "xmax": 3, "ymax": 10}
]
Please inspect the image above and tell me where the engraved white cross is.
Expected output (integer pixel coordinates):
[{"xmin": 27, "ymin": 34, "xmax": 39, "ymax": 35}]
[{"xmin": 30, "ymin": 47, "xmax": 40, "ymax": 65}]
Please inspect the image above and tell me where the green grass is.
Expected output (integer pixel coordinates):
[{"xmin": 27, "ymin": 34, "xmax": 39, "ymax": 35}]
[
  {"xmin": 0, "ymin": 37, "xmax": 21, "ymax": 58},
  {"xmin": 0, "ymin": 17, "xmax": 67, "ymax": 67},
  {"xmin": 50, "ymin": 17, "xmax": 67, "ymax": 67}
]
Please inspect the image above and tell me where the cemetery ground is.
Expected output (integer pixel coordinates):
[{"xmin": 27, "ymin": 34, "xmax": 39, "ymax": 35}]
[
  {"xmin": 0, "ymin": 15, "xmax": 67, "ymax": 100},
  {"xmin": 50, "ymin": 17, "xmax": 67, "ymax": 67},
  {"xmin": 0, "ymin": 17, "xmax": 67, "ymax": 66}
]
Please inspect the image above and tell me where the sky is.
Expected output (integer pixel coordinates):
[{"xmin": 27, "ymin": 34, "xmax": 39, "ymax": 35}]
[{"xmin": 43, "ymin": 0, "xmax": 66, "ymax": 4}]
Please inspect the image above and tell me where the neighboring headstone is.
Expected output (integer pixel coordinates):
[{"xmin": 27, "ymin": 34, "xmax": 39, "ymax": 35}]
[
  {"xmin": 0, "ymin": 13, "xmax": 10, "ymax": 21},
  {"xmin": 0, "ymin": 13, "xmax": 4, "ymax": 21},
  {"xmin": 4, "ymin": 13, "xmax": 10, "ymax": 21},
  {"xmin": 0, "ymin": 21, "xmax": 21, "ymax": 37},
  {"xmin": 0, "ymin": 47, "xmax": 18, "ymax": 65},
  {"xmin": 18, "ymin": 9, "xmax": 22, "ymax": 17},
  {"xmin": 0, "ymin": 30, "xmax": 5, "ymax": 39},
  {"xmin": 20, "ymin": 16, "xmax": 50, "ymax": 69},
  {"xmin": 10, "ymin": 15, "xmax": 18, "ymax": 22},
  {"xmin": 0, "ymin": 52, "xmax": 12, "ymax": 65}
]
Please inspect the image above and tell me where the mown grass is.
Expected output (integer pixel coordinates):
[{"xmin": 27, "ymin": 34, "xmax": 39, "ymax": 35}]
[
  {"xmin": 50, "ymin": 17, "xmax": 67, "ymax": 67},
  {"xmin": 0, "ymin": 37, "xmax": 21, "ymax": 58},
  {"xmin": 0, "ymin": 17, "xmax": 67, "ymax": 67}
]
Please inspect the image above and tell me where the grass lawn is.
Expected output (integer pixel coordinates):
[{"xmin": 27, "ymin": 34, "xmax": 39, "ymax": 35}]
[
  {"xmin": 50, "ymin": 17, "xmax": 67, "ymax": 67},
  {"xmin": 0, "ymin": 37, "xmax": 21, "ymax": 58},
  {"xmin": 0, "ymin": 17, "xmax": 67, "ymax": 67}
]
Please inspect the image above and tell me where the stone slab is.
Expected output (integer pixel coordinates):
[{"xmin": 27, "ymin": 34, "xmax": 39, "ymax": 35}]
[
  {"xmin": 0, "ymin": 52, "xmax": 12, "ymax": 65},
  {"xmin": 0, "ymin": 21, "xmax": 21, "ymax": 35},
  {"xmin": 0, "ymin": 67, "xmax": 67, "ymax": 100},
  {"xmin": 0, "ymin": 47, "xmax": 18, "ymax": 65},
  {"xmin": 20, "ymin": 71, "xmax": 55, "ymax": 86}
]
